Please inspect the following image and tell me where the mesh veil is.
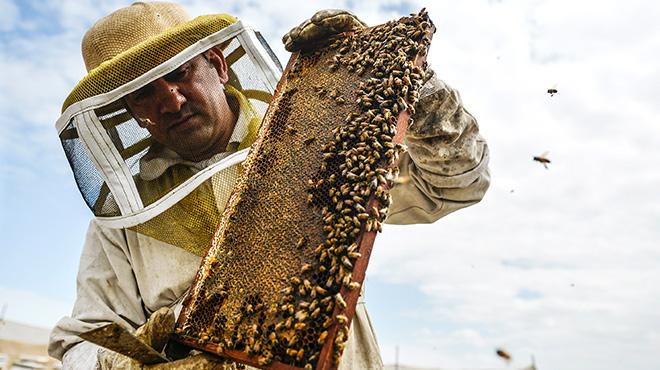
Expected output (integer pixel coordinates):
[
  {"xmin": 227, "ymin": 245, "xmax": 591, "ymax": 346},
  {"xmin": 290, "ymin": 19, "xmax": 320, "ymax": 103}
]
[{"xmin": 56, "ymin": 20, "xmax": 281, "ymax": 256}]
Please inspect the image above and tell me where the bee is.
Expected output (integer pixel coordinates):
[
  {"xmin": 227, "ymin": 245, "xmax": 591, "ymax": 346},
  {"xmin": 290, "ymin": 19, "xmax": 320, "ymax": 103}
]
[
  {"xmin": 314, "ymin": 84, "xmax": 327, "ymax": 96},
  {"xmin": 258, "ymin": 356, "xmax": 272, "ymax": 366},
  {"xmin": 342, "ymin": 273, "xmax": 353, "ymax": 286},
  {"xmin": 318, "ymin": 331, "xmax": 329, "ymax": 344},
  {"xmin": 547, "ymin": 83, "xmax": 558, "ymax": 97},
  {"xmin": 303, "ymin": 137, "xmax": 316, "ymax": 145},
  {"xmin": 533, "ymin": 151, "xmax": 551, "ymax": 169},
  {"xmin": 495, "ymin": 348, "xmax": 512, "ymax": 363},
  {"xmin": 335, "ymin": 293, "xmax": 347, "ymax": 309},
  {"xmin": 323, "ymin": 317, "xmax": 334, "ymax": 328},
  {"xmin": 341, "ymin": 256, "xmax": 353, "ymax": 269},
  {"xmin": 207, "ymin": 255, "xmax": 220, "ymax": 267}
]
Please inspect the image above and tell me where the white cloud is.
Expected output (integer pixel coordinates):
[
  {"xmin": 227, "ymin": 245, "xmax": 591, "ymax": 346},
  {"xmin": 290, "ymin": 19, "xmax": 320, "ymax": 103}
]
[{"xmin": 0, "ymin": 0, "xmax": 19, "ymax": 32}]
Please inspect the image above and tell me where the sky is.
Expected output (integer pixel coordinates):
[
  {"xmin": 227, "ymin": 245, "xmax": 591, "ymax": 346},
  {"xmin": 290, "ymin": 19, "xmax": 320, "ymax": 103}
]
[{"xmin": 1, "ymin": 0, "xmax": 659, "ymax": 369}]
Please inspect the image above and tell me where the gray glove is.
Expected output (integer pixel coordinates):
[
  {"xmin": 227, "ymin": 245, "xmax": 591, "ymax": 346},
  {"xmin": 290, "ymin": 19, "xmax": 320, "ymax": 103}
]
[
  {"xmin": 97, "ymin": 307, "xmax": 235, "ymax": 370},
  {"xmin": 282, "ymin": 9, "xmax": 367, "ymax": 52}
]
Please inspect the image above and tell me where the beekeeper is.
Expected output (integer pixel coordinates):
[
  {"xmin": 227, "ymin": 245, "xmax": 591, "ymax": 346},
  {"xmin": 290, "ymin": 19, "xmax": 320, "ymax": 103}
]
[{"xmin": 48, "ymin": 2, "xmax": 490, "ymax": 369}]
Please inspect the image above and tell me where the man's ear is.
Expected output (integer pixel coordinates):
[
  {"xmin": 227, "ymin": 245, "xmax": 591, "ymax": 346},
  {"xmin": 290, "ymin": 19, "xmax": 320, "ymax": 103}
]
[{"xmin": 204, "ymin": 47, "xmax": 229, "ymax": 84}]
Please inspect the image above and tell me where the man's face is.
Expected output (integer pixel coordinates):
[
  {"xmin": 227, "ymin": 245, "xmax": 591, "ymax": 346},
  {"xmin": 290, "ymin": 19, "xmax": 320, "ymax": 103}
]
[{"xmin": 125, "ymin": 48, "xmax": 235, "ymax": 161}]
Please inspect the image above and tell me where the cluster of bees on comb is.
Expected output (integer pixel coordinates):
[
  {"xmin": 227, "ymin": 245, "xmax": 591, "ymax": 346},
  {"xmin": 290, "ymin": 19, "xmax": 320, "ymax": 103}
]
[{"xmin": 177, "ymin": 9, "xmax": 433, "ymax": 370}]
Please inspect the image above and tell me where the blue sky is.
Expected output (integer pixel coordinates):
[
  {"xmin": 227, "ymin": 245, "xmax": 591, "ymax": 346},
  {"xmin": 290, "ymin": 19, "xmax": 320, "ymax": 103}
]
[{"xmin": 2, "ymin": 1, "xmax": 660, "ymax": 369}]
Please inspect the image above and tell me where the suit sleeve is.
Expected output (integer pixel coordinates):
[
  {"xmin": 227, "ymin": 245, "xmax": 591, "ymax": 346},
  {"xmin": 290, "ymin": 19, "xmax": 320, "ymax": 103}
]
[
  {"xmin": 48, "ymin": 219, "xmax": 147, "ymax": 362},
  {"xmin": 386, "ymin": 71, "xmax": 490, "ymax": 224}
]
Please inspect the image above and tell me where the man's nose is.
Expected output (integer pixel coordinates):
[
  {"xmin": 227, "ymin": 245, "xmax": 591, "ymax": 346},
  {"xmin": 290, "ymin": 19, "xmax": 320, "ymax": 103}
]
[{"xmin": 153, "ymin": 78, "xmax": 186, "ymax": 113}]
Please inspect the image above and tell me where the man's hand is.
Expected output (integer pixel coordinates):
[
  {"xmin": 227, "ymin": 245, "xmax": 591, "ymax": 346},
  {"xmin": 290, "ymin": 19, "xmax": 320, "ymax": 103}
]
[
  {"xmin": 282, "ymin": 9, "xmax": 367, "ymax": 52},
  {"xmin": 97, "ymin": 307, "xmax": 231, "ymax": 369}
]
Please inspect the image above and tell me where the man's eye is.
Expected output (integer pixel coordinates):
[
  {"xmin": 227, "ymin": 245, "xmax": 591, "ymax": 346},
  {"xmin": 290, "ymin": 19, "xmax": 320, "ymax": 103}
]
[
  {"xmin": 129, "ymin": 91, "xmax": 145, "ymax": 104},
  {"xmin": 167, "ymin": 65, "xmax": 190, "ymax": 81},
  {"xmin": 129, "ymin": 86, "xmax": 152, "ymax": 103}
]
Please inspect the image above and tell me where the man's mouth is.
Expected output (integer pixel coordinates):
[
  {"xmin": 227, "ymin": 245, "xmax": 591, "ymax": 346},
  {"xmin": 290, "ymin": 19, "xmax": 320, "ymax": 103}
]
[{"xmin": 168, "ymin": 113, "xmax": 196, "ymax": 130}]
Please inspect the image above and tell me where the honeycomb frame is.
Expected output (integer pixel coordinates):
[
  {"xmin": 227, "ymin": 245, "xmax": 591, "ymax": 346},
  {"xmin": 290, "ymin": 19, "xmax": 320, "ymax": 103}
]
[{"xmin": 174, "ymin": 10, "xmax": 435, "ymax": 370}]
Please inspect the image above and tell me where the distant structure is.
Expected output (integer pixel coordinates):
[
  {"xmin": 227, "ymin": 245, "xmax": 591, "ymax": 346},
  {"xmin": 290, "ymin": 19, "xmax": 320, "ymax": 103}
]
[
  {"xmin": 384, "ymin": 355, "xmax": 537, "ymax": 370},
  {"xmin": 0, "ymin": 304, "xmax": 7, "ymax": 326},
  {"xmin": 395, "ymin": 345, "xmax": 400, "ymax": 370},
  {"xmin": 384, "ymin": 364, "xmax": 536, "ymax": 370},
  {"xmin": 0, "ymin": 319, "xmax": 61, "ymax": 369}
]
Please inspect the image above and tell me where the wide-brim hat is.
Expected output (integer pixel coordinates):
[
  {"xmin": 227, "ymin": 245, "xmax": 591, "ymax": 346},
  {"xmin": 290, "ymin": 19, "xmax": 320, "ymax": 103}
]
[{"xmin": 62, "ymin": 1, "xmax": 237, "ymax": 112}]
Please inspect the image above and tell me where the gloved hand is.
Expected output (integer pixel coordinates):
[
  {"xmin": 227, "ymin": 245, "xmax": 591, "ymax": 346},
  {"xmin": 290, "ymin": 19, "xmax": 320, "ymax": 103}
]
[
  {"xmin": 282, "ymin": 9, "xmax": 367, "ymax": 52},
  {"xmin": 97, "ymin": 307, "xmax": 233, "ymax": 370}
]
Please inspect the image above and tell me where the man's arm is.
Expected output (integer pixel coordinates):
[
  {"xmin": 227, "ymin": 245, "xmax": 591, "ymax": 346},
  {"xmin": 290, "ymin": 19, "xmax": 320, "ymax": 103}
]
[
  {"xmin": 386, "ymin": 70, "xmax": 490, "ymax": 224},
  {"xmin": 50, "ymin": 221, "xmax": 240, "ymax": 369},
  {"xmin": 49, "ymin": 219, "xmax": 147, "ymax": 366},
  {"xmin": 282, "ymin": 12, "xmax": 490, "ymax": 224}
]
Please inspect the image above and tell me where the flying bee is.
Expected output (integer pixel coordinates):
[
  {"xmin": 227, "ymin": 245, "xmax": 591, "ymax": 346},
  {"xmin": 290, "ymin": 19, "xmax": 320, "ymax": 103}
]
[
  {"xmin": 495, "ymin": 348, "xmax": 512, "ymax": 363},
  {"xmin": 533, "ymin": 151, "xmax": 551, "ymax": 169},
  {"xmin": 547, "ymin": 83, "xmax": 558, "ymax": 96}
]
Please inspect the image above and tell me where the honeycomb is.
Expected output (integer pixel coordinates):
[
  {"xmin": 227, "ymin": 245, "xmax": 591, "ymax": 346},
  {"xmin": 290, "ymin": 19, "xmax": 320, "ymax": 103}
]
[{"xmin": 174, "ymin": 10, "xmax": 434, "ymax": 370}]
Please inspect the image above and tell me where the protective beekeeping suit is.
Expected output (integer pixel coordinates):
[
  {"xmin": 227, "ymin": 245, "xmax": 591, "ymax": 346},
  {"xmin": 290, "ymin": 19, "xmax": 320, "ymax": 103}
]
[{"xmin": 48, "ymin": 3, "xmax": 489, "ymax": 370}]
